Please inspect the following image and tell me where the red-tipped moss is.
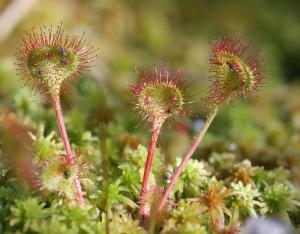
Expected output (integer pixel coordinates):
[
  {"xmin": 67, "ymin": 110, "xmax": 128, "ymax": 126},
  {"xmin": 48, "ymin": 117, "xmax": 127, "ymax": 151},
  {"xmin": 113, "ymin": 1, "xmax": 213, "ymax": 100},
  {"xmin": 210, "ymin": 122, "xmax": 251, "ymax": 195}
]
[
  {"xmin": 16, "ymin": 24, "xmax": 97, "ymax": 98},
  {"xmin": 201, "ymin": 183, "xmax": 232, "ymax": 227},
  {"xmin": 208, "ymin": 36, "xmax": 266, "ymax": 107}
]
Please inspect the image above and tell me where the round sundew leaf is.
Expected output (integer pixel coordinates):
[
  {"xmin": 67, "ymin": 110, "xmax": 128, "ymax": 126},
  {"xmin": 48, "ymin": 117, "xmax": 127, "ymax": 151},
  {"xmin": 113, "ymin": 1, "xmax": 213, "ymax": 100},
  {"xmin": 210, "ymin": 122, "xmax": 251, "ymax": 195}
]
[
  {"xmin": 137, "ymin": 83, "xmax": 184, "ymax": 121},
  {"xmin": 16, "ymin": 24, "xmax": 97, "ymax": 99},
  {"xmin": 208, "ymin": 37, "xmax": 266, "ymax": 107},
  {"xmin": 131, "ymin": 65, "xmax": 189, "ymax": 125},
  {"xmin": 27, "ymin": 46, "xmax": 80, "ymax": 97},
  {"xmin": 215, "ymin": 56, "xmax": 254, "ymax": 94}
]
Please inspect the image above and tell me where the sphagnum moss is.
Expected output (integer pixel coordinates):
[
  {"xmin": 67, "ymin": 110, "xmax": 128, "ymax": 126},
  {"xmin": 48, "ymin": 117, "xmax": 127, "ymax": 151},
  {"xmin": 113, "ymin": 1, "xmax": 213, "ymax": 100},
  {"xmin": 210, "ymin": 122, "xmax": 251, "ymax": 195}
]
[{"xmin": 16, "ymin": 24, "xmax": 97, "ymax": 206}]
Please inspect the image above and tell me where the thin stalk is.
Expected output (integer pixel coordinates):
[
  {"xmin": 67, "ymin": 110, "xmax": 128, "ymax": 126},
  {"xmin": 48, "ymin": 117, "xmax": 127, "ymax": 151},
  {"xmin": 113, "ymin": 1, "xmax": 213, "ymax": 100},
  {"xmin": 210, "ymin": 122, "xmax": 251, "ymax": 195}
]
[
  {"xmin": 100, "ymin": 133, "xmax": 110, "ymax": 234},
  {"xmin": 52, "ymin": 96, "xmax": 84, "ymax": 206},
  {"xmin": 141, "ymin": 118, "xmax": 163, "ymax": 194},
  {"xmin": 158, "ymin": 107, "xmax": 219, "ymax": 211}
]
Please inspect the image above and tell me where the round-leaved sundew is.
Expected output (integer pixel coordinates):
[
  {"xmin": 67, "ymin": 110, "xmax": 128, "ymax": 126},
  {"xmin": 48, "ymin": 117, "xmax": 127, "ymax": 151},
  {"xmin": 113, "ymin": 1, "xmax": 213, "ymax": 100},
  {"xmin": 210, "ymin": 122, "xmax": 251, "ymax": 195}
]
[
  {"xmin": 15, "ymin": 24, "xmax": 97, "ymax": 206},
  {"xmin": 131, "ymin": 64, "xmax": 192, "ymax": 224},
  {"xmin": 16, "ymin": 24, "xmax": 97, "ymax": 99},
  {"xmin": 208, "ymin": 36, "xmax": 267, "ymax": 108},
  {"xmin": 158, "ymin": 37, "xmax": 267, "ymax": 213}
]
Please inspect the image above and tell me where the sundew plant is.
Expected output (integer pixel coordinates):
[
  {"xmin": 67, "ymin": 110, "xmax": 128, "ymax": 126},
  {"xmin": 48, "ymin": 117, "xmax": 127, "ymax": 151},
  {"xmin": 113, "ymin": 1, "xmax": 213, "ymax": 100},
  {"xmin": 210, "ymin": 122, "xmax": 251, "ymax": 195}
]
[
  {"xmin": 0, "ymin": 2, "xmax": 300, "ymax": 233},
  {"xmin": 15, "ymin": 24, "xmax": 97, "ymax": 206}
]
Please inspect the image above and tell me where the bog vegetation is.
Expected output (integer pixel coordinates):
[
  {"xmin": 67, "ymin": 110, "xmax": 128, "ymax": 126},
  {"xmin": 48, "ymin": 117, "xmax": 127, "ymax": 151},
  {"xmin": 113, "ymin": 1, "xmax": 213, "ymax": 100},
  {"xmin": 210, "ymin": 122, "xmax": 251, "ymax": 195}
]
[{"xmin": 0, "ymin": 23, "xmax": 299, "ymax": 234}]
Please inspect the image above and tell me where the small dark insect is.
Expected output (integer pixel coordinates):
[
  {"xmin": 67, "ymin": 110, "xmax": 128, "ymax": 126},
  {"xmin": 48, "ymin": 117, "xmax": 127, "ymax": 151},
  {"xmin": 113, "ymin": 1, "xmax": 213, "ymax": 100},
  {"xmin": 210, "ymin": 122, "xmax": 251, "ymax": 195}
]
[
  {"xmin": 59, "ymin": 46, "xmax": 68, "ymax": 65},
  {"xmin": 63, "ymin": 168, "xmax": 70, "ymax": 179},
  {"xmin": 59, "ymin": 46, "xmax": 67, "ymax": 56},
  {"xmin": 226, "ymin": 61, "xmax": 236, "ymax": 73},
  {"xmin": 37, "ymin": 69, "xmax": 42, "ymax": 76}
]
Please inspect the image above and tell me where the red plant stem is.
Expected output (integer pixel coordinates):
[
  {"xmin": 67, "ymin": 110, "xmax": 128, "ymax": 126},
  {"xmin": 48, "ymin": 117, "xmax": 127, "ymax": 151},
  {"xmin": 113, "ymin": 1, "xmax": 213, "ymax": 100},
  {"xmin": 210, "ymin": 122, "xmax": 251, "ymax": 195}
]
[
  {"xmin": 158, "ymin": 107, "xmax": 219, "ymax": 211},
  {"xmin": 141, "ymin": 118, "xmax": 163, "ymax": 194},
  {"xmin": 52, "ymin": 96, "xmax": 84, "ymax": 206},
  {"xmin": 53, "ymin": 97, "xmax": 73, "ymax": 162}
]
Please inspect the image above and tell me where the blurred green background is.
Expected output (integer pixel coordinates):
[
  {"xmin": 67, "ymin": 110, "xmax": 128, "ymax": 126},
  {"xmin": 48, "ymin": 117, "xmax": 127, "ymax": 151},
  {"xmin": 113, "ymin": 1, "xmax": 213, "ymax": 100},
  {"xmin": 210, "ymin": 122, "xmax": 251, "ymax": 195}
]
[{"xmin": 0, "ymin": 0, "xmax": 300, "ymax": 174}]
